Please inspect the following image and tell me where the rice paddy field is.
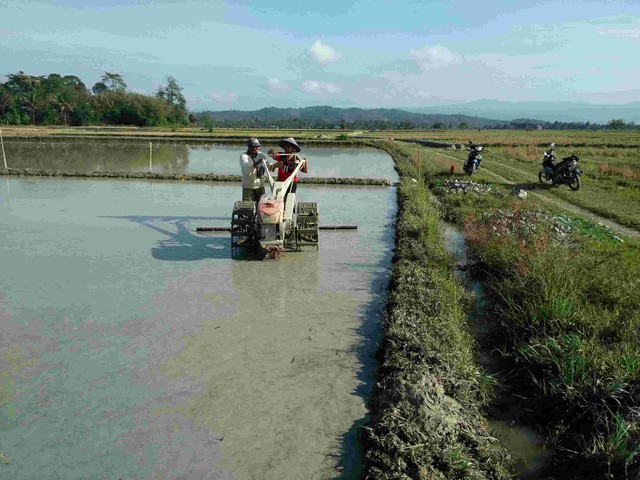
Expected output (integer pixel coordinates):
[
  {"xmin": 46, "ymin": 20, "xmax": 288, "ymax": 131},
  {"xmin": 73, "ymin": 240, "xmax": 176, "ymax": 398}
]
[{"xmin": 3, "ymin": 126, "xmax": 640, "ymax": 478}]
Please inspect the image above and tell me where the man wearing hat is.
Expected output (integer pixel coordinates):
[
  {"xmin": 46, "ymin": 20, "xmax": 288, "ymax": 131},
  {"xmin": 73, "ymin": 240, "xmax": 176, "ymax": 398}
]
[
  {"xmin": 275, "ymin": 137, "xmax": 307, "ymax": 195},
  {"xmin": 239, "ymin": 137, "xmax": 270, "ymax": 202}
]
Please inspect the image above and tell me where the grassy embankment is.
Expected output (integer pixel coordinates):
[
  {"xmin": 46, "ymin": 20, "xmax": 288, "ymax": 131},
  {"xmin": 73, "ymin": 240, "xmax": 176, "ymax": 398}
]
[
  {"xmin": 387, "ymin": 136, "xmax": 640, "ymax": 478},
  {"xmin": 404, "ymin": 130, "xmax": 640, "ymax": 230},
  {"xmin": 362, "ymin": 140, "xmax": 513, "ymax": 479}
]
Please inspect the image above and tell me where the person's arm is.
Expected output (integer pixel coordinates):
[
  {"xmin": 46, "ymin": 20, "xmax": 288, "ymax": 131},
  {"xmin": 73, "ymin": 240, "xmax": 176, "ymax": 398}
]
[
  {"xmin": 239, "ymin": 153, "xmax": 256, "ymax": 177},
  {"xmin": 256, "ymin": 152, "xmax": 270, "ymax": 168},
  {"xmin": 294, "ymin": 154, "xmax": 308, "ymax": 173}
]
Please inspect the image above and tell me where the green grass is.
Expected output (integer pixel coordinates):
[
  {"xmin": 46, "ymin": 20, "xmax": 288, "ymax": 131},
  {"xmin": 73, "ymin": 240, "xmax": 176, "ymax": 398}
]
[
  {"xmin": 363, "ymin": 140, "xmax": 513, "ymax": 479},
  {"xmin": 430, "ymin": 174, "xmax": 640, "ymax": 477},
  {"xmin": 413, "ymin": 139, "xmax": 640, "ymax": 230}
]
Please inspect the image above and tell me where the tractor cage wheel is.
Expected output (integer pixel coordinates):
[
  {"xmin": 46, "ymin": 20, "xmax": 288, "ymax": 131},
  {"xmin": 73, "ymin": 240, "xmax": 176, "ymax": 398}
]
[{"xmin": 296, "ymin": 202, "xmax": 319, "ymax": 249}]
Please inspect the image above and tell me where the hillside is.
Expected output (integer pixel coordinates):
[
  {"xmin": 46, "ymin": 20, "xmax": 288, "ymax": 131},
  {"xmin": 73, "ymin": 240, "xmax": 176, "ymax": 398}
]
[{"xmin": 197, "ymin": 106, "xmax": 501, "ymax": 128}]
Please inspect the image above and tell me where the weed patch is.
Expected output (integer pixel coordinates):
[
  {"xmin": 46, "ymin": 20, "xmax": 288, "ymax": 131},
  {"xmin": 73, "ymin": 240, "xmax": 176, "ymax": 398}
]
[{"xmin": 432, "ymin": 179, "xmax": 640, "ymax": 477}]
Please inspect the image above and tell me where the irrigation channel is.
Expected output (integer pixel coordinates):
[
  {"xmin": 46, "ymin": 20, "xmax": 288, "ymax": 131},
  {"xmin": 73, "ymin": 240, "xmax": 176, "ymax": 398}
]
[
  {"xmin": 0, "ymin": 142, "xmax": 396, "ymax": 479},
  {"xmin": 442, "ymin": 222, "xmax": 552, "ymax": 479}
]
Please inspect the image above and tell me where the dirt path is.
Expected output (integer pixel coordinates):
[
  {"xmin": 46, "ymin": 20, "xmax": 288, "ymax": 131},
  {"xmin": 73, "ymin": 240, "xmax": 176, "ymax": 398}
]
[{"xmin": 431, "ymin": 150, "xmax": 640, "ymax": 238}]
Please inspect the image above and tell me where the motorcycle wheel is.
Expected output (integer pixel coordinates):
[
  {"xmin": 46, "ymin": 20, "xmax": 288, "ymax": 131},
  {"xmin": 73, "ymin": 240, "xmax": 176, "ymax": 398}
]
[
  {"xmin": 538, "ymin": 170, "xmax": 551, "ymax": 183},
  {"xmin": 568, "ymin": 174, "xmax": 581, "ymax": 191}
]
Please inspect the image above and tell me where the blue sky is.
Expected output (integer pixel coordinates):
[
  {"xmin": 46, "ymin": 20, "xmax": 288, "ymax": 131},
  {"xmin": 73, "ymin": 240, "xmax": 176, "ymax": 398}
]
[{"xmin": 1, "ymin": 0, "xmax": 639, "ymax": 111}]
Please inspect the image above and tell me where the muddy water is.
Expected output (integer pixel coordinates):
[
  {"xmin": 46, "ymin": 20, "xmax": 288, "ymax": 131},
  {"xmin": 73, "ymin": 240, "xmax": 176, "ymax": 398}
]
[
  {"xmin": 0, "ymin": 177, "xmax": 396, "ymax": 479},
  {"xmin": 1, "ymin": 140, "xmax": 396, "ymax": 181},
  {"xmin": 441, "ymin": 223, "xmax": 552, "ymax": 480}
]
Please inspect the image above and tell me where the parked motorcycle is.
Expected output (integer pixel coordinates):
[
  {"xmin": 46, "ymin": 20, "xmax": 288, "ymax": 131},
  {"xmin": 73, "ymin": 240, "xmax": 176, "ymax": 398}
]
[
  {"xmin": 538, "ymin": 145, "xmax": 582, "ymax": 191},
  {"xmin": 463, "ymin": 141, "xmax": 484, "ymax": 175}
]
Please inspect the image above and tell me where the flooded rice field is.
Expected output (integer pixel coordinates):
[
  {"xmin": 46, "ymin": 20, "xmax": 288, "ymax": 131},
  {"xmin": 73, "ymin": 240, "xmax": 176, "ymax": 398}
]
[
  {"xmin": 0, "ymin": 176, "xmax": 396, "ymax": 479},
  {"xmin": 1, "ymin": 139, "xmax": 396, "ymax": 181}
]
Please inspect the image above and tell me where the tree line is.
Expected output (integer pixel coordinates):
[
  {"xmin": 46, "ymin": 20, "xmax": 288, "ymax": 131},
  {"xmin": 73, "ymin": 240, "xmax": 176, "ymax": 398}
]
[
  {"xmin": 0, "ymin": 71, "xmax": 188, "ymax": 127},
  {"xmin": 494, "ymin": 118, "xmax": 639, "ymax": 131},
  {"xmin": 198, "ymin": 111, "xmax": 640, "ymax": 131},
  {"xmin": 2, "ymin": 71, "xmax": 637, "ymax": 131}
]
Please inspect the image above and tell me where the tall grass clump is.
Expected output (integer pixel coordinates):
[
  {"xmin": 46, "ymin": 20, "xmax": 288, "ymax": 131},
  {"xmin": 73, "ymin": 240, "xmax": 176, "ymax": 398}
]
[
  {"xmin": 363, "ymin": 141, "xmax": 513, "ymax": 479},
  {"xmin": 598, "ymin": 163, "xmax": 640, "ymax": 183},
  {"xmin": 438, "ymin": 188, "xmax": 640, "ymax": 478}
]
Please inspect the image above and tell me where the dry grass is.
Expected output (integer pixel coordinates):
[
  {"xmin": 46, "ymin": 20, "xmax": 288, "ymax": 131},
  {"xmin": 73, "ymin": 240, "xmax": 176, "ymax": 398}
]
[{"xmin": 598, "ymin": 163, "xmax": 640, "ymax": 182}]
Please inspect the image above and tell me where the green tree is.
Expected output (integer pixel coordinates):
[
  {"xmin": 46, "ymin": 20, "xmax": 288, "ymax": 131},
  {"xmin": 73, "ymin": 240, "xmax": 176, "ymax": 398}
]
[
  {"xmin": 458, "ymin": 122, "xmax": 469, "ymax": 129},
  {"xmin": 154, "ymin": 76, "xmax": 188, "ymax": 125},
  {"xmin": 0, "ymin": 84, "xmax": 13, "ymax": 117},
  {"xmin": 92, "ymin": 82, "xmax": 108, "ymax": 95},
  {"xmin": 45, "ymin": 73, "xmax": 80, "ymax": 124},
  {"xmin": 5, "ymin": 72, "xmax": 50, "ymax": 123},
  {"xmin": 607, "ymin": 119, "xmax": 627, "ymax": 130},
  {"xmin": 62, "ymin": 75, "xmax": 87, "ymax": 93},
  {"xmin": 56, "ymin": 88, "xmax": 75, "ymax": 124},
  {"xmin": 101, "ymin": 72, "xmax": 127, "ymax": 92},
  {"xmin": 156, "ymin": 76, "xmax": 183, "ymax": 107}
]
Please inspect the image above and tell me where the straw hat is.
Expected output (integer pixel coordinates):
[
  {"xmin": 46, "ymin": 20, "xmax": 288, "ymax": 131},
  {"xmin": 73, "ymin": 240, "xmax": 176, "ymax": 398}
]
[{"xmin": 278, "ymin": 137, "xmax": 301, "ymax": 152}]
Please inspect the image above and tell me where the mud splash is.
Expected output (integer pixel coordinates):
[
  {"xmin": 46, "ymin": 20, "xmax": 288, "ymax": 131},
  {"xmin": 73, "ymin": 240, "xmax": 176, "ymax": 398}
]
[{"xmin": 441, "ymin": 222, "xmax": 553, "ymax": 479}]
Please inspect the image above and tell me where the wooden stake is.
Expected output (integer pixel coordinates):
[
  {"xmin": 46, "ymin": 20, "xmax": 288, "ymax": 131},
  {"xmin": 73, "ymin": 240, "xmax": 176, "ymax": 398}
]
[
  {"xmin": 149, "ymin": 142, "xmax": 152, "ymax": 172},
  {"xmin": 0, "ymin": 128, "xmax": 7, "ymax": 170}
]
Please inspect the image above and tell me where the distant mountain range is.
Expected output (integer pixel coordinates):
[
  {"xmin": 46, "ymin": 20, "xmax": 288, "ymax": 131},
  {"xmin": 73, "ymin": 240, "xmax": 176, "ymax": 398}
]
[
  {"xmin": 403, "ymin": 100, "xmax": 640, "ymax": 124},
  {"xmin": 198, "ymin": 102, "xmax": 640, "ymax": 128},
  {"xmin": 199, "ymin": 106, "xmax": 503, "ymax": 128}
]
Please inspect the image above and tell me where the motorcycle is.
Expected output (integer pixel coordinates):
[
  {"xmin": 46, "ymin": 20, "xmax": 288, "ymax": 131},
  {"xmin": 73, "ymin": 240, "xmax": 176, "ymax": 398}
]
[
  {"xmin": 538, "ymin": 148, "xmax": 582, "ymax": 191},
  {"xmin": 463, "ymin": 142, "xmax": 483, "ymax": 175}
]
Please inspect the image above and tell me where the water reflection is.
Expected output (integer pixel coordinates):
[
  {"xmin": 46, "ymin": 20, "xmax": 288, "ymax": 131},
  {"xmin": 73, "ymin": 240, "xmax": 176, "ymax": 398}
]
[
  {"xmin": 101, "ymin": 215, "xmax": 231, "ymax": 260},
  {"xmin": 4, "ymin": 140, "xmax": 189, "ymax": 173},
  {"xmin": 3, "ymin": 140, "xmax": 397, "ymax": 180}
]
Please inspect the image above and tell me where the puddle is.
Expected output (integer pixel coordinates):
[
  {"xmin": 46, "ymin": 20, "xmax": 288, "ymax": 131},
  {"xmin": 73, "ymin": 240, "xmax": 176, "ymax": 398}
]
[{"xmin": 441, "ymin": 222, "xmax": 552, "ymax": 479}]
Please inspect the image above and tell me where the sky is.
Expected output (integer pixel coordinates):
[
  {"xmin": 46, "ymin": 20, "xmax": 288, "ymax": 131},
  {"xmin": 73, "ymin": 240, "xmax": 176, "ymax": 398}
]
[{"xmin": 1, "ymin": 0, "xmax": 640, "ymax": 111}]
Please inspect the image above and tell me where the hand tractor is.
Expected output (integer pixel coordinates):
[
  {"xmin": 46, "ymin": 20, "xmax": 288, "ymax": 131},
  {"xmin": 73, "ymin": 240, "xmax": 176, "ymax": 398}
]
[{"xmin": 230, "ymin": 157, "xmax": 319, "ymax": 259}]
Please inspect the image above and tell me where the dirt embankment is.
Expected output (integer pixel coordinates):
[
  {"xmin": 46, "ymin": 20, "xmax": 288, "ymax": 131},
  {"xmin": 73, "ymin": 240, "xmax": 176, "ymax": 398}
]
[
  {"xmin": 362, "ymin": 142, "xmax": 513, "ymax": 479},
  {"xmin": 0, "ymin": 168, "xmax": 391, "ymax": 186}
]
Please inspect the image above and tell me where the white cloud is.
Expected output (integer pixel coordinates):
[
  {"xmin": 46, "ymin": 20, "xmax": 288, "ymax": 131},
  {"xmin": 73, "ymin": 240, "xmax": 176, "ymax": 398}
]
[
  {"xmin": 0, "ymin": 29, "xmax": 20, "ymax": 38},
  {"xmin": 308, "ymin": 40, "xmax": 342, "ymax": 64},
  {"xmin": 267, "ymin": 78, "xmax": 290, "ymax": 93},
  {"xmin": 302, "ymin": 80, "xmax": 341, "ymax": 94},
  {"xmin": 207, "ymin": 91, "xmax": 239, "ymax": 103},
  {"xmin": 409, "ymin": 45, "xmax": 463, "ymax": 71},
  {"xmin": 597, "ymin": 26, "xmax": 640, "ymax": 39}
]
